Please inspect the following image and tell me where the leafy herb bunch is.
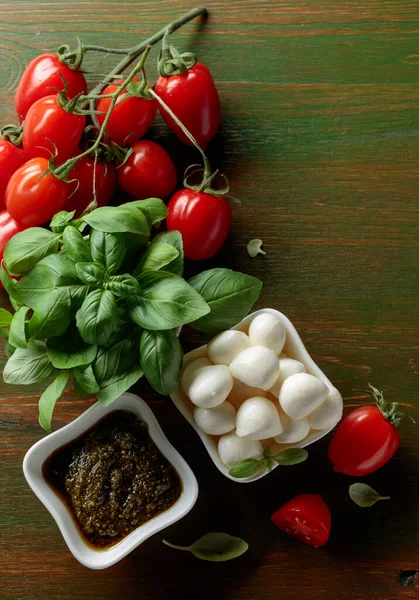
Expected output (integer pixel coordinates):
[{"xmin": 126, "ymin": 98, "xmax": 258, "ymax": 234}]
[{"xmin": 0, "ymin": 199, "xmax": 261, "ymax": 431}]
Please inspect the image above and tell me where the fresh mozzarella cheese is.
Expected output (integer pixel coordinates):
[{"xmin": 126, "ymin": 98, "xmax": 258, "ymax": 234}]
[
  {"xmin": 279, "ymin": 372, "xmax": 329, "ymax": 419},
  {"xmin": 227, "ymin": 379, "xmax": 267, "ymax": 409},
  {"xmin": 274, "ymin": 408, "xmax": 310, "ymax": 443},
  {"xmin": 207, "ymin": 330, "xmax": 251, "ymax": 366},
  {"xmin": 229, "ymin": 346, "xmax": 280, "ymax": 391},
  {"xmin": 309, "ymin": 387, "xmax": 343, "ymax": 430},
  {"xmin": 194, "ymin": 402, "xmax": 236, "ymax": 435},
  {"xmin": 181, "ymin": 357, "xmax": 212, "ymax": 394},
  {"xmin": 270, "ymin": 357, "xmax": 306, "ymax": 397},
  {"xmin": 236, "ymin": 396, "xmax": 283, "ymax": 440},
  {"xmin": 248, "ymin": 312, "xmax": 286, "ymax": 355},
  {"xmin": 218, "ymin": 431, "xmax": 263, "ymax": 468},
  {"xmin": 188, "ymin": 364, "xmax": 234, "ymax": 408}
]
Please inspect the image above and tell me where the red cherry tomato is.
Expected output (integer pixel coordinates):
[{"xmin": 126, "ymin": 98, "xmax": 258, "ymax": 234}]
[
  {"xmin": 15, "ymin": 53, "xmax": 87, "ymax": 122},
  {"xmin": 0, "ymin": 211, "xmax": 26, "ymax": 289},
  {"xmin": 166, "ymin": 189, "xmax": 231, "ymax": 260},
  {"xmin": 117, "ymin": 140, "xmax": 177, "ymax": 199},
  {"xmin": 272, "ymin": 494, "xmax": 331, "ymax": 548},
  {"xmin": 0, "ymin": 140, "xmax": 28, "ymax": 209},
  {"xmin": 329, "ymin": 405, "xmax": 400, "ymax": 476},
  {"xmin": 96, "ymin": 79, "xmax": 157, "ymax": 147},
  {"xmin": 64, "ymin": 156, "xmax": 117, "ymax": 216},
  {"xmin": 22, "ymin": 95, "xmax": 85, "ymax": 161},
  {"xmin": 6, "ymin": 157, "xmax": 68, "ymax": 226},
  {"xmin": 155, "ymin": 63, "xmax": 221, "ymax": 148}
]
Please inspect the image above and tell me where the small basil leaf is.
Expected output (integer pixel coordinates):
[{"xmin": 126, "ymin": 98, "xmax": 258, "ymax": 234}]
[
  {"xmin": 4, "ymin": 228, "xmax": 61, "ymax": 275},
  {"xmin": 133, "ymin": 243, "xmax": 179, "ymax": 275},
  {"xmin": 273, "ymin": 448, "xmax": 308, "ymax": 466},
  {"xmin": 75, "ymin": 262, "xmax": 106, "ymax": 286},
  {"xmin": 125, "ymin": 198, "xmax": 169, "ymax": 226},
  {"xmin": 129, "ymin": 271, "xmax": 210, "ymax": 331},
  {"xmin": 8, "ymin": 306, "xmax": 29, "ymax": 348},
  {"xmin": 0, "ymin": 268, "xmax": 23, "ymax": 310},
  {"xmin": 3, "ymin": 341, "xmax": 56, "ymax": 385},
  {"xmin": 104, "ymin": 274, "xmax": 140, "ymax": 298},
  {"xmin": 140, "ymin": 329, "xmax": 183, "ymax": 395},
  {"xmin": 62, "ymin": 226, "xmax": 92, "ymax": 262},
  {"xmin": 0, "ymin": 308, "xmax": 13, "ymax": 327},
  {"xmin": 50, "ymin": 210, "xmax": 76, "ymax": 233},
  {"xmin": 229, "ymin": 458, "xmax": 261, "ymax": 479},
  {"xmin": 93, "ymin": 337, "xmax": 138, "ymax": 383},
  {"xmin": 82, "ymin": 206, "xmax": 150, "ymax": 236},
  {"xmin": 151, "ymin": 231, "xmax": 184, "ymax": 276},
  {"xmin": 349, "ymin": 483, "xmax": 391, "ymax": 508},
  {"xmin": 247, "ymin": 238, "xmax": 266, "ymax": 258},
  {"xmin": 46, "ymin": 325, "xmax": 98, "ymax": 369},
  {"xmin": 90, "ymin": 230, "xmax": 126, "ymax": 274},
  {"xmin": 38, "ymin": 372, "xmax": 69, "ymax": 433},
  {"xmin": 163, "ymin": 533, "xmax": 249, "ymax": 562},
  {"xmin": 188, "ymin": 269, "xmax": 262, "ymax": 333},
  {"xmin": 28, "ymin": 287, "xmax": 71, "ymax": 340},
  {"xmin": 76, "ymin": 289, "xmax": 118, "ymax": 346},
  {"xmin": 97, "ymin": 366, "xmax": 143, "ymax": 407},
  {"xmin": 73, "ymin": 364, "xmax": 100, "ymax": 394}
]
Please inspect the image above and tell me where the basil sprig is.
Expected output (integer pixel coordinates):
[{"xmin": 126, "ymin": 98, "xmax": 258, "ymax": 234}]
[
  {"xmin": 0, "ymin": 200, "xmax": 262, "ymax": 431},
  {"xmin": 229, "ymin": 447, "xmax": 309, "ymax": 479}
]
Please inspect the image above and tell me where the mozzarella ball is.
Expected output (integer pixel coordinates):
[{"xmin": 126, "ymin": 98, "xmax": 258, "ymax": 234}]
[
  {"xmin": 228, "ymin": 379, "xmax": 267, "ymax": 409},
  {"xmin": 236, "ymin": 396, "xmax": 283, "ymax": 440},
  {"xmin": 279, "ymin": 373, "xmax": 329, "ymax": 419},
  {"xmin": 309, "ymin": 387, "xmax": 343, "ymax": 430},
  {"xmin": 218, "ymin": 431, "xmax": 263, "ymax": 468},
  {"xmin": 208, "ymin": 330, "xmax": 251, "ymax": 366},
  {"xmin": 248, "ymin": 312, "xmax": 286, "ymax": 355},
  {"xmin": 230, "ymin": 346, "xmax": 280, "ymax": 391},
  {"xmin": 181, "ymin": 357, "xmax": 212, "ymax": 394},
  {"xmin": 274, "ymin": 409, "xmax": 310, "ymax": 444},
  {"xmin": 188, "ymin": 365, "xmax": 234, "ymax": 408},
  {"xmin": 270, "ymin": 357, "xmax": 307, "ymax": 397},
  {"xmin": 194, "ymin": 402, "xmax": 236, "ymax": 435}
]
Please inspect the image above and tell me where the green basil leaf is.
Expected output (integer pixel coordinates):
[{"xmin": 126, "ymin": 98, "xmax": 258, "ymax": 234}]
[
  {"xmin": 125, "ymin": 198, "xmax": 168, "ymax": 226},
  {"xmin": 38, "ymin": 372, "xmax": 69, "ymax": 432},
  {"xmin": 8, "ymin": 306, "xmax": 29, "ymax": 348},
  {"xmin": 349, "ymin": 483, "xmax": 391, "ymax": 508},
  {"xmin": 0, "ymin": 327, "xmax": 9, "ymax": 340},
  {"xmin": 82, "ymin": 206, "xmax": 150, "ymax": 236},
  {"xmin": 97, "ymin": 367, "xmax": 143, "ymax": 407},
  {"xmin": 73, "ymin": 364, "xmax": 100, "ymax": 394},
  {"xmin": 90, "ymin": 230, "xmax": 126, "ymax": 274},
  {"xmin": 247, "ymin": 238, "xmax": 266, "ymax": 258},
  {"xmin": 62, "ymin": 226, "xmax": 92, "ymax": 262},
  {"xmin": 104, "ymin": 274, "xmax": 140, "ymax": 298},
  {"xmin": 163, "ymin": 533, "xmax": 249, "ymax": 562},
  {"xmin": 0, "ymin": 308, "xmax": 13, "ymax": 327},
  {"xmin": 76, "ymin": 288, "xmax": 118, "ymax": 346},
  {"xmin": 3, "ymin": 341, "xmax": 56, "ymax": 385},
  {"xmin": 46, "ymin": 324, "xmax": 97, "ymax": 369},
  {"xmin": 188, "ymin": 269, "xmax": 262, "ymax": 333},
  {"xmin": 273, "ymin": 448, "xmax": 309, "ymax": 466},
  {"xmin": 0, "ymin": 268, "xmax": 23, "ymax": 310},
  {"xmin": 129, "ymin": 271, "xmax": 210, "ymax": 331},
  {"xmin": 228, "ymin": 459, "xmax": 261, "ymax": 479},
  {"xmin": 5, "ymin": 341, "xmax": 16, "ymax": 358},
  {"xmin": 140, "ymin": 329, "xmax": 183, "ymax": 395},
  {"xmin": 151, "ymin": 231, "xmax": 184, "ymax": 276},
  {"xmin": 50, "ymin": 210, "xmax": 76, "ymax": 233},
  {"xmin": 133, "ymin": 243, "xmax": 179, "ymax": 275},
  {"xmin": 4, "ymin": 228, "xmax": 61, "ymax": 276},
  {"xmin": 75, "ymin": 262, "xmax": 106, "ymax": 286},
  {"xmin": 93, "ymin": 337, "xmax": 138, "ymax": 383},
  {"xmin": 28, "ymin": 287, "xmax": 71, "ymax": 340}
]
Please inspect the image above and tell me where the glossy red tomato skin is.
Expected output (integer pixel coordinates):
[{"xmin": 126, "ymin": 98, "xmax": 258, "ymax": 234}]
[
  {"xmin": 96, "ymin": 79, "xmax": 157, "ymax": 147},
  {"xmin": 15, "ymin": 53, "xmax": 87, "ymax": 122},
  {"xmin": 155, "ymin": 63, "xmax": 221, "ymax": 148},
  {"xmin": 22, "ymin": 95, "xmax": 85, "ymax": 161},
  {"xmin": 117, "ymin": 140, "xmax": 177, "ymax": 199},
  {"xmin": 64, "ymin": 156, "xmax": 117, "ymax": 216},
  {"xmin": 0, "ymin": 211, "xmax": 26, "ymax": 289},
  {"xmin": 272, "ymin": 494, "xmax": 331, "ymax": 548},
  {"xmin": 6, "ymin": 157, "xmax": 68, "ymax": 226},
  {"xmin": 328, "ymin": 405, "xmax": 400, "ymax": 476},
  {"xmin": 166, "ymin": 189, "xmax": 231, "ymax": 260},
  {"xmin": 0, "ymin": 141, "xmax": 28, "ymax": 209}
]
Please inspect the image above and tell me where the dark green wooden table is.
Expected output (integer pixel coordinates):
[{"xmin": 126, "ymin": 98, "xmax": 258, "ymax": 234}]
[{"xmin": 1, "ymin": 1, "xmax": 418, "ymax": 598}]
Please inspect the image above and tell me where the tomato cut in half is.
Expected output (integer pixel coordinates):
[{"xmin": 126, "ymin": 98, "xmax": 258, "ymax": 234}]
[{"xmin": 271, "ymin": 494, "xmax": 331, "ymax": 548}]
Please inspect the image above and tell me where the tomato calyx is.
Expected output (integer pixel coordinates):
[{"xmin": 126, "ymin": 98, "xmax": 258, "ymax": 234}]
[
  {"xmin": 0, "ymin": 123, "xmax": 24, "ymax": 147},
  {"xmin": 183, "ymin": 164, "xmax": 230, "ymax": 196},
  {"xmin": 56, "ymin": 39, "xmax": 85, "ymax": 71},
  {"xmin": 158, "ymin": 28, "xmax": 198, "ymax": 77},
  {"xmin": 357, "ymin": 383, "xmax": 415, "ymax": 428}
]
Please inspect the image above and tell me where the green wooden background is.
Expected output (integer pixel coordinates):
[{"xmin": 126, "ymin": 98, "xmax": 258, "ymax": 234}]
[{"xmin": 1, "ymin": 1, "xmax": 418, "ymax": 599}]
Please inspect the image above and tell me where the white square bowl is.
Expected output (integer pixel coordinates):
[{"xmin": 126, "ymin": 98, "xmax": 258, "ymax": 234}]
[
  {"xmin": 23, "ymin": 392, "xmax": 199, "ymax": 570},
  {"xmin": 170, "ymin": 308, "xmax": 343, "ymax": 483}
]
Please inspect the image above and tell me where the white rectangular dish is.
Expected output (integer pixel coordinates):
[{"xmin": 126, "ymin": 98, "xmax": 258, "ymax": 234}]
[{"xmin": 170, "ymin": 308, "xmax": 343, "ymax": 483}]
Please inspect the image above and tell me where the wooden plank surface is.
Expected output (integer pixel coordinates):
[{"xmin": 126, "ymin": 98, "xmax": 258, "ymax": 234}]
[{"xmin": 0, "ymin": 1, "xmax": 418, "ymax": 598}]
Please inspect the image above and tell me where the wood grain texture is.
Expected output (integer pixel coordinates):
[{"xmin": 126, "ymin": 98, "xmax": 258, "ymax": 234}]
[{"xmin": 0, "ymin": 1, "xmax": 418, "ymax": 598}]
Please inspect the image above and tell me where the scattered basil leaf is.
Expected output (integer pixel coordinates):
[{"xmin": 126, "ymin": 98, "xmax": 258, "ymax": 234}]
[
  {"xmin": 76, "ymin": 289, "xmax": 118, "ymax": 346},
  {"xmin": 46, "ymin": 325, "xmax": 97, "ymax": 369},
  {"xmin": 229, "ymin": 458, "xmax": 261, "ymax": 479},
  {"xmin": 93, "ymin": 337, "xmax": 138, "ymax": 383},
  {"xmin": 82, "ymin": 205, "xmax": 150, "ymax": 236},
  {"xmin": 140, "ymin": 329, "xmax": 183, "ymax": 395},
  {"xmin": 50, "ymin": 210, "xmax": 76, "ymax": 233},
  {"xmin": 8, "ymin": 306, "xmax": 29, "ymax": 348},
  {"xmin": 104, "ymin": 274, "xmax": 140, "ymax": 298},
  {"xmin": 133, "ymin": 242, "xmax": 179, "ymax": 275},
  {"xmin": 75, "ymin": 262, "xmax": 106, "ymax": 286},
  {"xmin": 247, "ymin": 239, "xmax": 266, "ymax": 258},
  {"xmin": 97, "ymin": 366, "xmax": 143, "ymax": 407},
  {"xmin": 3, "ymin": 341, "xmax": 56, "ymax": 385},
  {"xmin": 90, "ymin": 230, "xmax": 126, "ymax": 274},
  {"xmin": 38, "ymin": 372, "xmax": 69, "ymax": 432},
  {"xmin": 163, "ymin": 533, "xmax": 249, "ymax": 562},
  {"xmin": 188, "ymin": 269, "xmax": 262, "ymax": 333},
  {"xmin": 4, "ymin": 228, "xmax": 61, "ymax": 275},
  {"xmin": 273, "ymin": 448, "xmax": 309, "ymax": 466},
  {"xmin": 151, "ymin": 230, "xmax": 184, "ymax": 276},
  {"xmin": 0, "ymin": 308, "xmax": 13, "ymax": 327},
  {"xmin": 73, "ymin": 364, "xmax": 100, "ymax": 394},
  {"xmin": 349, "ymin": 483, "xmax": 391, "ymax": 508},
  {"xmin": 62, "ymin": 226, "xmax": 92, "ymax": 262},
  {"xmin": 126, "ymin": 198, "xmax": 169, "ymax": 226},
  {"xmin": 28, "ymin": 287, "xmax": 71, "ymax": 340}
]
